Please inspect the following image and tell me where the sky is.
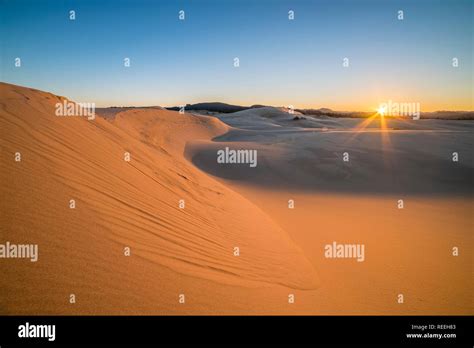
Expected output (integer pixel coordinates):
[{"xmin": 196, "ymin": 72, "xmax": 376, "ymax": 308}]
[{"xmin": 0, "ymin": 0, "xmax": 472, "ymax": 110}]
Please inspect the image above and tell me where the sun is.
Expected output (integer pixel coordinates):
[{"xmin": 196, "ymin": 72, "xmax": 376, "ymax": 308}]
[{"xmin": 377, "ymin": 106, "xmax": 386, "ymax": 116}]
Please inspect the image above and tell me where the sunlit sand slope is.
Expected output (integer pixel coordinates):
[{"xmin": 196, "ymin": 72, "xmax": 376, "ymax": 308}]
[{"xmin": 0, "ymin": 83, "xmax": 318, "ymax": 314}]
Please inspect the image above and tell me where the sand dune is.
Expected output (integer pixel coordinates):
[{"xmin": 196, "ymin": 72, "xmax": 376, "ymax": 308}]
[
  {"xmin": 189, "ymin": 127, "xmax": 474, "ymax": 195},
  {"xmin": 0, "ymin": 83, "xmax": 318, "ymax": 314},
  {"xmin": 188, "ymin": 106, "xmax": 473, "ymax": 196},
  {"xmin": 0, "ymin": 82, "xmax": 471, "ymax": 315},
  {"xmin": 217, "ymin": 106, "xmax": 326, "ymax": 129},
  {"xmin": 189, "ymin": 105, "xmax": 473, "ymax": 314}
]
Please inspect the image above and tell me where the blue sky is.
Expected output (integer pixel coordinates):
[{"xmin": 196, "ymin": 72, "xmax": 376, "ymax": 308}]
[{"xmin": 1, "ymin": 0, "xmax": 472, "ymax": 110}]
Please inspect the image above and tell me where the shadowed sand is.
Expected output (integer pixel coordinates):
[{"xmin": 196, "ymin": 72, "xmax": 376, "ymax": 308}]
[
  {"xmin": 0, "ymin": 83, "xmax": 472, "ymax": 315},
  {"xmin": 187, "ymin": 107, "xmax": 473, "ymax": 314},
  {"xmin": 189, "ymin": 107, "xmax": 474, "ymax": 195}
]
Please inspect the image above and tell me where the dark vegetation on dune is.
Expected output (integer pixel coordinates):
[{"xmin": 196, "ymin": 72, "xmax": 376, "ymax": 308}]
[{"xmin": 166, "ymin": 102, "xmax": 265, "ymax": 113}]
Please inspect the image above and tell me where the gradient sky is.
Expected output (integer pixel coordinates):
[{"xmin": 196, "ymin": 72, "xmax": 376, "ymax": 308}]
[{"xmin": 1, "ymin": 0, "xmax": 472, "ymax": 110}]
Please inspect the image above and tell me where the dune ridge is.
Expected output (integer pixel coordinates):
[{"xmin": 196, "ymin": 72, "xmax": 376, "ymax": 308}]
[{"xmin": 0, "ymin": 83, "xmax": 318, "ymax": 314}]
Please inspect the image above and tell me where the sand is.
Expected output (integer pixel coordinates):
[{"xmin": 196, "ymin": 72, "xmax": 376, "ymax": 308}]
[
  {"xmin": 190, "ymin": 107, "xmax": 473, "ymax": 314},
  {"xmin": 0, "ymin": 83, "xmax": 472, "ymax": 314}
]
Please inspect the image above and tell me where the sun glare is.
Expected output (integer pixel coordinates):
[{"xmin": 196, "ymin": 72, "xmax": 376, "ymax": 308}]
[{"xmin": 377, "ymin": 106, "xmax": 386, "ymax": 116}]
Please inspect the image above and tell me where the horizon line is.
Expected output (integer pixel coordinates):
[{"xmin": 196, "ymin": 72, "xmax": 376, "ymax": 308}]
[{"xmin": 2, "ymin": 82, "xmax": 473, "ymax": 114}]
